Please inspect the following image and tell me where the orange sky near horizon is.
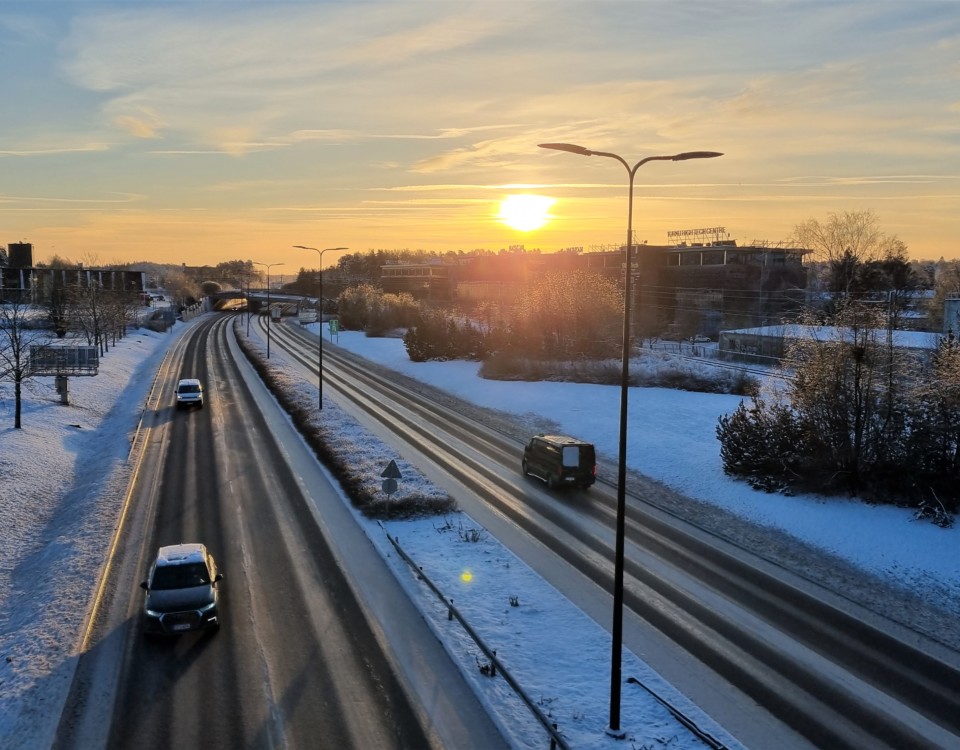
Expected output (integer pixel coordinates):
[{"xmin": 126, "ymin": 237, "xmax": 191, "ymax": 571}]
[{"xmin": 3, "ymin": 2, "xmax": 958, "ymax": 269}]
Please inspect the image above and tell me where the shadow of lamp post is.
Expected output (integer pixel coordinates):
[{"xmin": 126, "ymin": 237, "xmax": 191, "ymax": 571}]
[
  {"xmin": 538, "ymin": 141, "xmax": 723, "ymax": 737},
  {"xmin": 293, "ymin": 245, "xmax": 348, "ymax": 409}
]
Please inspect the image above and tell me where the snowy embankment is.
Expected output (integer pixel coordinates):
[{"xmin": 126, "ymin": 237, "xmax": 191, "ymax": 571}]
[
  {"xmin": 1, "ymin": 316, "xmax": 744, "ymax": 750},
  {"xmin": 236, "ymin": 319, "xmax": 746, "ymax": 750},
  {"xmin": 319, "ymin": 327, "xmax": 960, "ymax": 621},
  {"xmin": 3, "ymin": 310, "xmax": 958, "ymax": 750},
  {"xmin": 0, "ymin": 324, "xmax": 187, "ymax": 749}
]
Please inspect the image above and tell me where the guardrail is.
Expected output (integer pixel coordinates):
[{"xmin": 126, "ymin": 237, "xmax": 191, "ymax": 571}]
[{"xmin": 381, "ymin": 523, "xmax": 571, "ymax": 750}]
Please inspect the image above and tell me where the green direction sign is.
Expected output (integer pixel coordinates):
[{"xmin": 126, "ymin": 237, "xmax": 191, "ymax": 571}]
[{"xmin": 329, "ymin": 318, "xmax": 339, "ymax": 335}]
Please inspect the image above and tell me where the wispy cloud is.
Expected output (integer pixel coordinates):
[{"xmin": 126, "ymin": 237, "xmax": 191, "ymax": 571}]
[
  {"xmin": 0, "ymin": 143, "xmax": 110, "ymax": 157},
  {"xmin": 113, "ymin": 109, "xmax": 165, "ymax": 139},
  {"xmin": 376, "ymin": 184, "xmax": 616, "ymax": 192},
  {"xmin": 0, "ymin": 192, "xmax": 144, "ymax": 208},
  {"xmin": 2, "ymin": 1, "xmax": 957, "ymax": 262},
  {"xmin": 57, "ymin": 3, "xmax": 536, "ymax": 154}
]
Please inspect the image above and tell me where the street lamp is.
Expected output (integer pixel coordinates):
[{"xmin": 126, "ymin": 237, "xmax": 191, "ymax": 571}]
[
  {"xmin": 539, "ymin": 142, "xmax": 722, "ymax": 736},
  {"xmin": 294, "ymin": 245, "xmax": 348, "ymax": 409},
  {"xmin": 253, "ymin": 261, "xmax": 284, "ymax": 358},
  {"xmin": 245, "ymin": 272, "xmax": 252, "ymax": 336}
]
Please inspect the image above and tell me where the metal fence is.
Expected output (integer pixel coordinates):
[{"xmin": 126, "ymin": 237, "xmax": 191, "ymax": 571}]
[{"xmin": 381, "ymin": 524, "xmax": 571, "ymax": 750}]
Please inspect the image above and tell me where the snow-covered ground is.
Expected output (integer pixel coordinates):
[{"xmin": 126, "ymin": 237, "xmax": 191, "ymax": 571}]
[
  {"xmin": 323, "ymin": 327, "xmax": 960, "ymax": 602},
  {"xmin": 1, "ymin": 321, "xmax": 186, "ymax": 748},
  {"xmin": 1, "ymin": 311, "xmax": 957, "ymax": 750}
]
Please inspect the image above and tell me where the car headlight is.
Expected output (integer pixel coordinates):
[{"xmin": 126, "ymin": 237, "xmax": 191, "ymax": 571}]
[
  {"xmin": 198, "ymin": 601, "xmax": 216, "ymax": 613},
  {"xmin": 145, "ymin": 609, "xmax": 162, "ymax": 618}
]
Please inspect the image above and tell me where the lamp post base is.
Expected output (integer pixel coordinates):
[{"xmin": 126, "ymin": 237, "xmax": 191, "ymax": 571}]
[{"xmin": 604, "ymin": 726, "xmax": 627, "ymax": 739}]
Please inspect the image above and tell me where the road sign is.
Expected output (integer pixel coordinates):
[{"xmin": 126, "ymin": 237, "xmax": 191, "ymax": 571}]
[
  {"xmin": 381, "ymin": 459, "xmax": 402, "ymax": 479},
  {"xmin": 29, "ymin": 345, "xmax": 99, "ymax": 376},
  {"xmin": 381, "ymin": 478, "xmax": 398, "ymax": 496}
]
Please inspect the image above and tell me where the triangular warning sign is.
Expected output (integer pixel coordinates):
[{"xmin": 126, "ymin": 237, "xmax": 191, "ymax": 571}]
[{"xmin": 380, "ymin": 459, "xmax": 403, "ymax": 479}]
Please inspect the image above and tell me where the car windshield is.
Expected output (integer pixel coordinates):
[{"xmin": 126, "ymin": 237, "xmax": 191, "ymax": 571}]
[
  {"xmin": 178, "ymin": 384, "xmax": 200, "ymax": 394},
  {"xmin": 151, "ymin": 562, "xmax": 210, "ymax": 590}
]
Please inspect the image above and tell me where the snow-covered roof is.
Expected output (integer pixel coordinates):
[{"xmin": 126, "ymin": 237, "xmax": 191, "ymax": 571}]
[
  {"xmin": 157, "ymin": 543, "xmax": 206, "ymax": 566},
  {"xmin": 722, "ymin": 324, "xmax": 943, "ymax": 350}
]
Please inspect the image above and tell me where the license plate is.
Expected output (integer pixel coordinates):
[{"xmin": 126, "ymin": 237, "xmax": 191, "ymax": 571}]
[{"xmin": 172, "ymin": 623, "xmax": 191, "ymax": 631}]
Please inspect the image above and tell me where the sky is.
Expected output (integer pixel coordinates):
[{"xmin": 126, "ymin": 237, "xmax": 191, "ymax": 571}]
[
  {"xmin": 2, "ymin": 306, "xmax": 958, "ymax": 748},
  {"xmin": 2, "ymin": 1, "xmax": 960, "ymax": 268}
]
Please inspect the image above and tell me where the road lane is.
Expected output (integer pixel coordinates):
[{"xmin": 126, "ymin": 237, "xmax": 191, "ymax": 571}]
[{"xmin": 55, "ymin": 314, "xmax": 506, "ymax": 750}]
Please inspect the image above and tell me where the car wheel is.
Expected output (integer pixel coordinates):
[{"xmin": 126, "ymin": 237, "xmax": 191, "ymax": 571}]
[{"xmin": 521, "ymin": 458, "xmax": 529, "ymax": 476}]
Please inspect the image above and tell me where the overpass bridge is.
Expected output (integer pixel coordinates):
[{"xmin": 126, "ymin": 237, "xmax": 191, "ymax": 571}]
[{"xmin": 208, "ymin": 289, "xmax": 314, "ymax": 313}]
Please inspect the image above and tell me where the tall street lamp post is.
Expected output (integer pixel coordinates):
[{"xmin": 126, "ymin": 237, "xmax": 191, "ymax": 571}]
[
  {"xmin": 293, "ymin": 245, "xmax": 348, "ymax": 409},
  {"xmin": 539, "ymin": 142, "xmax": 722, "ymax": 736},
  {"xmin": 253, "ymin": 261, "xmax": 284, "ymax": 358},
  {"xmin": 245, "ymin": 272, "xmax": 252, "ymax": 336}
]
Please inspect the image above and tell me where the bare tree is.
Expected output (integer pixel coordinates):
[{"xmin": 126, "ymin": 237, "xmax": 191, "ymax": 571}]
[
  {"xmin": 792, "ymin": 210, "xmax": 905, "ymax": 301},
  {"xmin": 159, "ymin": 268, "xmax": 201, "ymax": 311},
  {"xmin": 36, "ymin": 272, "xmax": 71, "ymax": 338},
  {"xmin": 717, "ymin": 303, "xmax": 920, "ymax": 500},
  {"xmin": 514, "ymin": 271, "xmax": 622, "ymax": 358},
  {"xmin": 785, "ymin": 304, "xmax": 913, "ymax": 493},
  {"xmin": 101, "ymin": 286, "xmax": 137, "ymax": 346},
  {"xmin": 927, "ymin": 260, "xmax": 960, "ymax": 332},
  {"xmin": 0, "ymin": 296, "xmax": 52, "ymax": 428},
  {"xmin": 792, "ymin": 210, "xmax": 891, "ymax": 264},
  {"xmin": 66, "ymin": 281, "xmax": 109, "ymax": 354}
]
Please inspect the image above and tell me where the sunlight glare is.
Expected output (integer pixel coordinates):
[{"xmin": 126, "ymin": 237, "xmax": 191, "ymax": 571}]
[{"xmin": 497, "ymin": 194, "xmax": 555, "ymax": 232}]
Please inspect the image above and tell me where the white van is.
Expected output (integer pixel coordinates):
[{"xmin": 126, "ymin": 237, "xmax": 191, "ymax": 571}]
[{"xmin": 175, "ymin": 378, "xmax": 204, "ymax": 410}]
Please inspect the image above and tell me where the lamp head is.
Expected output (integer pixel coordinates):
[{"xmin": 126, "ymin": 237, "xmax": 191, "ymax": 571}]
[
  {"xmin": 538, "ymin": 142, "xmax": 592, "ymax": 156},
  {"xmin": 672, "ymin": 151, "xmax": 724, "ymax": 161}
]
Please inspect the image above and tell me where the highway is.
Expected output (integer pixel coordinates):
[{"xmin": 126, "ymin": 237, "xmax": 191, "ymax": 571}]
[
  {"xmin": 262, "ymin": 313, "xmax": 960, "ymax": 750},
  {"xmin": 52, "ymin": 314, "xmax": 507, "ymax": 750}
]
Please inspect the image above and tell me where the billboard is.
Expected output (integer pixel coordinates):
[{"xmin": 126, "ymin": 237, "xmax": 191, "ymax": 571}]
[{"xmin": 29, "ymin": 345, "xmax": 99, "ymax": 376}]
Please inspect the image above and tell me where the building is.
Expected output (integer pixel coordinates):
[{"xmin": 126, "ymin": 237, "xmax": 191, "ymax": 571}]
[
  {"xmin": 1, "ymin": 242, "xmax": 145, "ymax": 304},
  {"xmin": 380, "ymin": 259, "xmax": 456, "ymax": 300},
  {"xmin": 379, "ymin": 230, "xmax": 809, "ymax": 338},
  {"xmin": 618, "ymin": 227, "xmax": 806, "ymax": 339},
  {"xmin": 718, "ymin": 323, "xmax": 943, "ymax": 365}
]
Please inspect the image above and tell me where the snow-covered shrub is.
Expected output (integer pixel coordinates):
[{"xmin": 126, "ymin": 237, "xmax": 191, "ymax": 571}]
[
  {"xmin": 234, "ymin": 319, "xmax": 456, "ymax": 519},
  {"xmin": 717, "ymin": 308, "xmax": 960, "ymax": 513},
  {"xmin": 717, "ymin": 397, "xmax": 807, "ymax": 488}
]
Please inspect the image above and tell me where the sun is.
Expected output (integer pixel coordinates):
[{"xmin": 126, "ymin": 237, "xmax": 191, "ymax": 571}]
[{"xmin": 497, "ymin": 194, "xmax": 555, "ymax": 232}]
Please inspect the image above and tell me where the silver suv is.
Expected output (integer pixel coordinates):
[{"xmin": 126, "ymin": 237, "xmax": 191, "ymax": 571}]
[
  {"xmin": 175, "ymin": 378, "xmax": 204, "ymax": 409},
  {"xmin": 140, "ymin": 543, "xmax": 223, "ymax": 635}
]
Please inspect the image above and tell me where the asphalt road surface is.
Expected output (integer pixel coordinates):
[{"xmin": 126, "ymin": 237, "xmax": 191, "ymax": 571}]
[{"xmin": 53, "ymin": 314, "xmax": 508, "ymax": 750}]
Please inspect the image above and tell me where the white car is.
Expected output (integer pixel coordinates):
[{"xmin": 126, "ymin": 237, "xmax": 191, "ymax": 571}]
[{"xmin": 175, "ymin": 378, "xmax": 204, "ymax": 409}]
